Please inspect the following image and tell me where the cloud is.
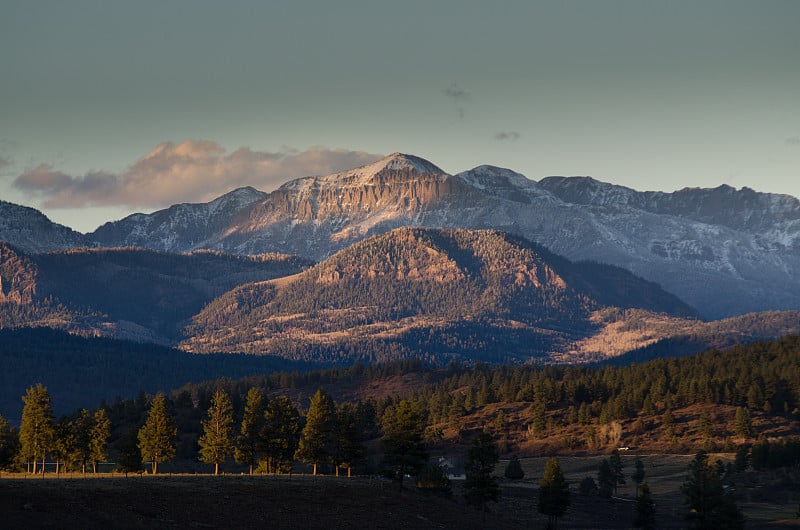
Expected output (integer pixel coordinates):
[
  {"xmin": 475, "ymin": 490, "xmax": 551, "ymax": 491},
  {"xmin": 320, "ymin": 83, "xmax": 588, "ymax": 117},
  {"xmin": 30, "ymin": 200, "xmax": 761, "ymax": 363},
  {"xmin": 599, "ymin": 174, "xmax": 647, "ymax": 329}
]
[
  {"xmin": 494, "ymin": 131, "xmax": 521, "ymax": 142},
  {"xmin": 0, "ymin": 155, "xmax": 11, "ymax": 171},
  {"xmin": 13, "ymin": 141, "xmax": 383, "ymax": 209},
  {"xmin": 444, "ymin": 83, "xmax": 470, "ymax": 120},
  {"xmin": 786, "ymin": 136, "xmax": 800, "ymax": 145}
]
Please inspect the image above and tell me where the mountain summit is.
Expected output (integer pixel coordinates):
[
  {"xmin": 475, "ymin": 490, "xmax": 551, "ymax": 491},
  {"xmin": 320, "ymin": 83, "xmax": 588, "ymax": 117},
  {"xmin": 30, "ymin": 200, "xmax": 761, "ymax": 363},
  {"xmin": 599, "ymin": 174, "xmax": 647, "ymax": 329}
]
[{"xmin": 1, "ymin": 152, "xmax": 798, "ymax": 318}]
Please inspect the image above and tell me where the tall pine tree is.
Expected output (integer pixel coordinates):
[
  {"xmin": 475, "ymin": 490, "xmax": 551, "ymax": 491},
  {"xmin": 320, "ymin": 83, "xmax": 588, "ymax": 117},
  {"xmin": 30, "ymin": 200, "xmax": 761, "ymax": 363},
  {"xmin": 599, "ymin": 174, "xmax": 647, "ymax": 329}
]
[
  {"xmin": 137, "ymin": 392, "xmax": 176, "ymax": 474},
  {"xmin": 381, "ymin": 400, "xmax": 428, "ymax": 488},
  {"xmin": 295, "ymin": 389, "xmax": 336, "ymax": 475},
  {"xmin": 235, "ymin": 387, "xmax": 265, "ymax": 475},
  {"xmin": 198, "ymin": 389, "xmax": 235, "ymax": 475},
  {"xmin": 263, "ymin": 396, "xmax": 301, "ymax": 474},
  {"xmin": 19, "ymin": 383, "xmax": 54, "ymax": 475},
  {"xmin": 89, "ymin": 408, "xmax": 111, "ymax": 473},
  {"xmin": 463, "ymin": 431, "xmax": 500, "ymax": 515},
  {"xmin": 538, "ymin": 457, "xmax": 571, "ymax": 530}
]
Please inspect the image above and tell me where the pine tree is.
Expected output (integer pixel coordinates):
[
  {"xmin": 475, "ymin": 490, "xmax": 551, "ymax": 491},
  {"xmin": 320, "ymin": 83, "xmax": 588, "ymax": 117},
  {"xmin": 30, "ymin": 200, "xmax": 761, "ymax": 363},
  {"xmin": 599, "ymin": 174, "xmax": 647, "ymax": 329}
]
[
  {"xmin": 116, "ymin": 427, "xmax": 143, "ymax": 477},
  {"xmin": 538, "ymin": 457, "xmax": 570, "ymax": 530},
  {"xmin": 198, "ymin": 389, "xmax": 234, "ymax": 475},
  {"xmin": 381, "ymin": 400, "xmax": 428, "ymax": 488},
  {"xmin": 734, "ymin": 407, "xmax": 753, "ymax": 439},
  {"xmin": 609, "ymin": 449, "xmax": 626, "ymax": 495},
  {"xmin": 73, "ymin": 409, "xmax": 94, "ymax": 474},
  {"xmin": 137, "ymin": 392, "xmax": 176, "ymax": 474},
  {"xmin": 89, "ymin": 408, "xmax": 111, "ymax": 473},
  {"xmin": 681, "ymin": 451, "xmax": 744, "ymax": 530},
  {"xmin": 0, "ymin": 414, "xmax": 20, "ymax": 470},
  {"xmin": 295, "ymin": 389, "xmax": 337, "ymax": 475},
  {"xmin": 634, "ymin": 483, "xmax": 657, "ymax": 530},
  {"xmin": 51, "ymin": 417, "xmax": 77, "ymax": 476},
  {"xmin": 334, "ymin": 402, "xmax": 365, "ymax": 477},
  {"xmin": 463, "ymin": 431, "xmax": 500, "ymax": 515},
  {"xmin": 263, "ymin": 395, "xmax": 301, "ymax": 474},
  {"xmin": 597, "ymin": 458, "xmax": 615, "ymax": 498},
  {"xmin": 19, "ymin": 383, "xmax": 54, "ymax": 475},
  {"xmin": 632, "ymin": 457, "xmax": 646, "ymax": 497},
  {"xmin": 235, "ymin": 387, "xmax": 265, "ymax": 475},
  {"xmin": 504, "ymin": 455, "xmax": 525, "ymax": 480}
]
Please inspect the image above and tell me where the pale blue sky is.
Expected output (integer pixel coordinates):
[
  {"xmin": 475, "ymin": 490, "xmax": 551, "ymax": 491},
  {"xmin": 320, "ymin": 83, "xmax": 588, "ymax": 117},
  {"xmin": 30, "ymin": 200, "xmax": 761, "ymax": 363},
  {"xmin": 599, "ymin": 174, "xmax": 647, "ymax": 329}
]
[{"xmin": 1, "ymin": 1, "xmax": 799, "ymax": 232}]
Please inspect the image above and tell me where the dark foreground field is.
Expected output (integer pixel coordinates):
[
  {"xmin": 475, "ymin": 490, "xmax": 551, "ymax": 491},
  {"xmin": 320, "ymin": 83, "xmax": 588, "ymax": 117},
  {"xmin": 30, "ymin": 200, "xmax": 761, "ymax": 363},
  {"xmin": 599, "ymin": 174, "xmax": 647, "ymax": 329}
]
[
  {"xmin": 1, "ymin": 462, "xmax": 798, "ymax": 530},
  {"xmin": 3, "ymin": 475, "xmax": 518, "ymax": 530}
]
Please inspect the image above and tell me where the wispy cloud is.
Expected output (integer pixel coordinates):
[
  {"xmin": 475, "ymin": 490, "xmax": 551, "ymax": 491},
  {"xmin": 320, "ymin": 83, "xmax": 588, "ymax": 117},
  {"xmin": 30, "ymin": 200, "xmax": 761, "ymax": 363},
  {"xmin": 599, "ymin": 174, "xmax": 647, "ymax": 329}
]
[
  {"xmin": 13, "ymin": 141, "xmax": 382, "ymax": 209},
  {"xmin": 786, "ymin": 136, "xmax": 800, "ymax": 145},
  {"xmin": 444, "ymin": 83, "xmax": 470, "ymax": 120},
  {"xmin": 494, "ymin": 131, "xmax": 520, "ymax": 142},
  {"xmin": 0, "ymin": 155, "xmax": 11, "ymax": 171}
]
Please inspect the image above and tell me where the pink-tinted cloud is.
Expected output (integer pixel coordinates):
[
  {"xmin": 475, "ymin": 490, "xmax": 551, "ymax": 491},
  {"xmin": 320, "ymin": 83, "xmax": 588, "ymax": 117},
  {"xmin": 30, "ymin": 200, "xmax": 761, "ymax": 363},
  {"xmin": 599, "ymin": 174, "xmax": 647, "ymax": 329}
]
[{"xmin": 13, "ymin": 141, "xmax": 383, "ymax": 209}]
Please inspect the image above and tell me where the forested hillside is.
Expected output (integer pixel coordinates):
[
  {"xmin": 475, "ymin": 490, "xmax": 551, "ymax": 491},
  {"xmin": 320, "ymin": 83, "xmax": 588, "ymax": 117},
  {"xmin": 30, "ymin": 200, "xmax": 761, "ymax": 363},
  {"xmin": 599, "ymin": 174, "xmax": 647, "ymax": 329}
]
[
  {"xmin": 182, "ymin": 228, "xmax": 697, "ymax": 361},
  {"xmin": 0, "ymin": 328, "xmax": 315, "ymax": 420},
  {"xmin": 0, "ymin": 244, "xmax": 311, "ymax": 342}
]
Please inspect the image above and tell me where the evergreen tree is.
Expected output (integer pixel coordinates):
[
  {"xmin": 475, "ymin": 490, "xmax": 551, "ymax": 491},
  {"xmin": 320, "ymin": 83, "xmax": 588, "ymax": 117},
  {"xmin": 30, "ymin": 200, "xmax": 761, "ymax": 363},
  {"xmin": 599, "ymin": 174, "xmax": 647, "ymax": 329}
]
[
  {"xmin": 734, "ymin": 445, "xmax": 749, "ymax": 472},
  {"xmin": 578, "ymin": 476, "xmax": 598, "ymax": 496},
  {"xmin": 381, "ymin": 400, "xmax": 428, "ymax": 487},
  {"xmin": 198, "ymin": 389, "xmax": 234, "ymax": 475},
  {"xmin": 632, "ymin": 457, "xmax": 646, "ymax": 497},
  {"xmin": 235, "ymin": 387, "xmax": 265, "ymax": 475},
  {"xmin": 538, "ymin": 457, "xmax": 570, "ymax": 530},
  {"xmin": 334, "ymin": 402, "xmax": 365, "ymax": 477},
  {"xmin": 19, "ymin": 383, "xmax": 54, "ymax": 475},
  {"xmin": 295, "ymin": 388, "xmax": 337, "ymax": 475},
  {"xmin": 734, "ymin": 407, "xmax": 753, "ymax": 439},
  {"xmin": 504, "ymin": 455, "xmax": 525, "ymax": 480},
  {"xmin": 263, "ymin": 395, "xmax": 301, "ymax": 474},
  {"xmin": 681, "ymin": 451, "xmax": 744, "ymax": 530},
  {"xmin": 0, "ymin": 414, "xmax": 20, "ymax": 470},
  {"xmin": 137, "ymin": 392, "xmax": 176, "ymax": 474},
  {"xmin": 116, "ymin": 427, "xmax": 143, "ymax": 476},
  {"xmin": 463, "ymin": 431, "xmax": 500, "ymax": 514},
  {"xmin": 89, "ymin": 408, "xmax": 111, "ymax": 473},
  {"xmin": 634, "ymin": 483, "xmax": 657, "ymax": 530},
  {"xmin": 609, "ymin": 449, "xmax": 626, "ymax": 495},
  {"xmin": 51, "ymin": 417, "xmax": 77, "ymax": 476},
  {"xmin": 597, "ymin": 458, "xmax": 615, "ymax": 498},
  {"xmin": 73, "ymin": 409, "xmax": 94, "ymax": 474}
]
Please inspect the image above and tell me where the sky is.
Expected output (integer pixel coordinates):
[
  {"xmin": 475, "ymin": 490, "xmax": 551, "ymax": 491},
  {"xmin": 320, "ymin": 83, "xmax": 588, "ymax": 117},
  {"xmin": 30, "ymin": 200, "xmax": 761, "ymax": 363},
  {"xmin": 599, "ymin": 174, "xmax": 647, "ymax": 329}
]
[{"xmin": 1, "ymin": 0, "xmax": 799, "ymax": 233}]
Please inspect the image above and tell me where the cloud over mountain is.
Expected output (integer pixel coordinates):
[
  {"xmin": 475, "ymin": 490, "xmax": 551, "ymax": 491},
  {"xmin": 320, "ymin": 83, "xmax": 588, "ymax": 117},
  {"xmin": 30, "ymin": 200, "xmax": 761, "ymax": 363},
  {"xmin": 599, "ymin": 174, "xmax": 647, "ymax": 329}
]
[{"xmin": 13, "ymin": 141, "xmax": 382, "ymax": 209}]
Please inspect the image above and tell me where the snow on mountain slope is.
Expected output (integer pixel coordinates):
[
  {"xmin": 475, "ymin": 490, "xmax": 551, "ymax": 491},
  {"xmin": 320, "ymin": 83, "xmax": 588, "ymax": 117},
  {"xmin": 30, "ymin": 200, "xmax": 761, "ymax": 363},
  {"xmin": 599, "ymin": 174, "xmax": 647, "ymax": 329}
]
[
  {"xmin": 0, "ymin": 200, "xmax": 88, "ymax": 253},
  {"xmin": 52, "ymin": 153, "xmax": 800, "ymax": 318}
]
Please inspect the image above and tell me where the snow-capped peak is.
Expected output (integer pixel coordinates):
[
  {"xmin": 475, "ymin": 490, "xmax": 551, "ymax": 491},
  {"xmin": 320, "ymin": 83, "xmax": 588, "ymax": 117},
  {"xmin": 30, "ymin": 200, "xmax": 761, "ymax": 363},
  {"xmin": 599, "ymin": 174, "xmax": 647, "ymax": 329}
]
[{"xmin": 279, "ymin": 152, "xmax": 448, "ymax": 192}]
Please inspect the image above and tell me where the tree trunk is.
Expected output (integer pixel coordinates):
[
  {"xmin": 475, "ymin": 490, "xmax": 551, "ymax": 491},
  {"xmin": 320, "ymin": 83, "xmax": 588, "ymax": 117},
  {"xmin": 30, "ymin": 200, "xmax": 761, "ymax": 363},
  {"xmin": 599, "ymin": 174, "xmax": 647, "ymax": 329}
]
[
  {"xmin": 335, "ymin": 465, "xmax": 339, "ymax": 477},
  {"xmin": 41, "ymin": 457, "xmax": 46, "ymax": 477},
  {"xmin": 214, "ymin": 462, "xmax": 219, "ymax": 476},
  {"xmin": 313, "ymin": 462, "xmax": 317, "ymax": 476},
  {"xmin": 152, "ymin": 460, "xmax": 158, "ymax": 475},
  {"xmin": 249, "ymin": 463, "xmax": 253, "ymax": 476},
  {"xmin": 348, "ymin": 466, "xmax": 351, "ymax": 478},
  {"xmin": 32, "ymin": 459, "xmax": 36, "ymax": 475}
]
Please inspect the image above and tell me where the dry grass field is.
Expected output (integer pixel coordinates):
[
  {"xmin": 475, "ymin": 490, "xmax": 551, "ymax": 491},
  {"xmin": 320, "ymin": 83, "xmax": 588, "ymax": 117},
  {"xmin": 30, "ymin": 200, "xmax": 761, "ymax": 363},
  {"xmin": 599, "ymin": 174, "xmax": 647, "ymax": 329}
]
[{"xmin": 2, "ymin": 455, "xmax": 799, "ymax": 529}]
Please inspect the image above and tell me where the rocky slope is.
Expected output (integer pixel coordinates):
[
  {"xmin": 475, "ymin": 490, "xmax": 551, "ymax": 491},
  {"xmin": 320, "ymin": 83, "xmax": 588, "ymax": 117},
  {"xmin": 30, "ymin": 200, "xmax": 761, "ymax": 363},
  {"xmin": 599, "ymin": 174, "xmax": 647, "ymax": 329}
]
[{"xmin": 79, "ymin": 153, "xmax": 800, "ymax": 319}]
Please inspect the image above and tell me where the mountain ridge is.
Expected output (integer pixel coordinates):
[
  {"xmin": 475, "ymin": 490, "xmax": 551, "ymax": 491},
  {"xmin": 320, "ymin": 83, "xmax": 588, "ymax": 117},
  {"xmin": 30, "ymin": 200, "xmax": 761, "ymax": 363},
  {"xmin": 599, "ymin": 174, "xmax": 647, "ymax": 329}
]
[{"xmin": 2, "ymin": 152, "xmax": 799, "ymax": 319}]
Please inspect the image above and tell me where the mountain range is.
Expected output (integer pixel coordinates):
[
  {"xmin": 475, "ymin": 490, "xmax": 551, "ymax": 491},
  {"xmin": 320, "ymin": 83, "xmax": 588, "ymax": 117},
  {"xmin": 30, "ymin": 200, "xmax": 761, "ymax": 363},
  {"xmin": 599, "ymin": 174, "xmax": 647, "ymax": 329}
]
[{"xmin": 3, "ymin": 153, "xmax": 797, "ymax": 319}]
